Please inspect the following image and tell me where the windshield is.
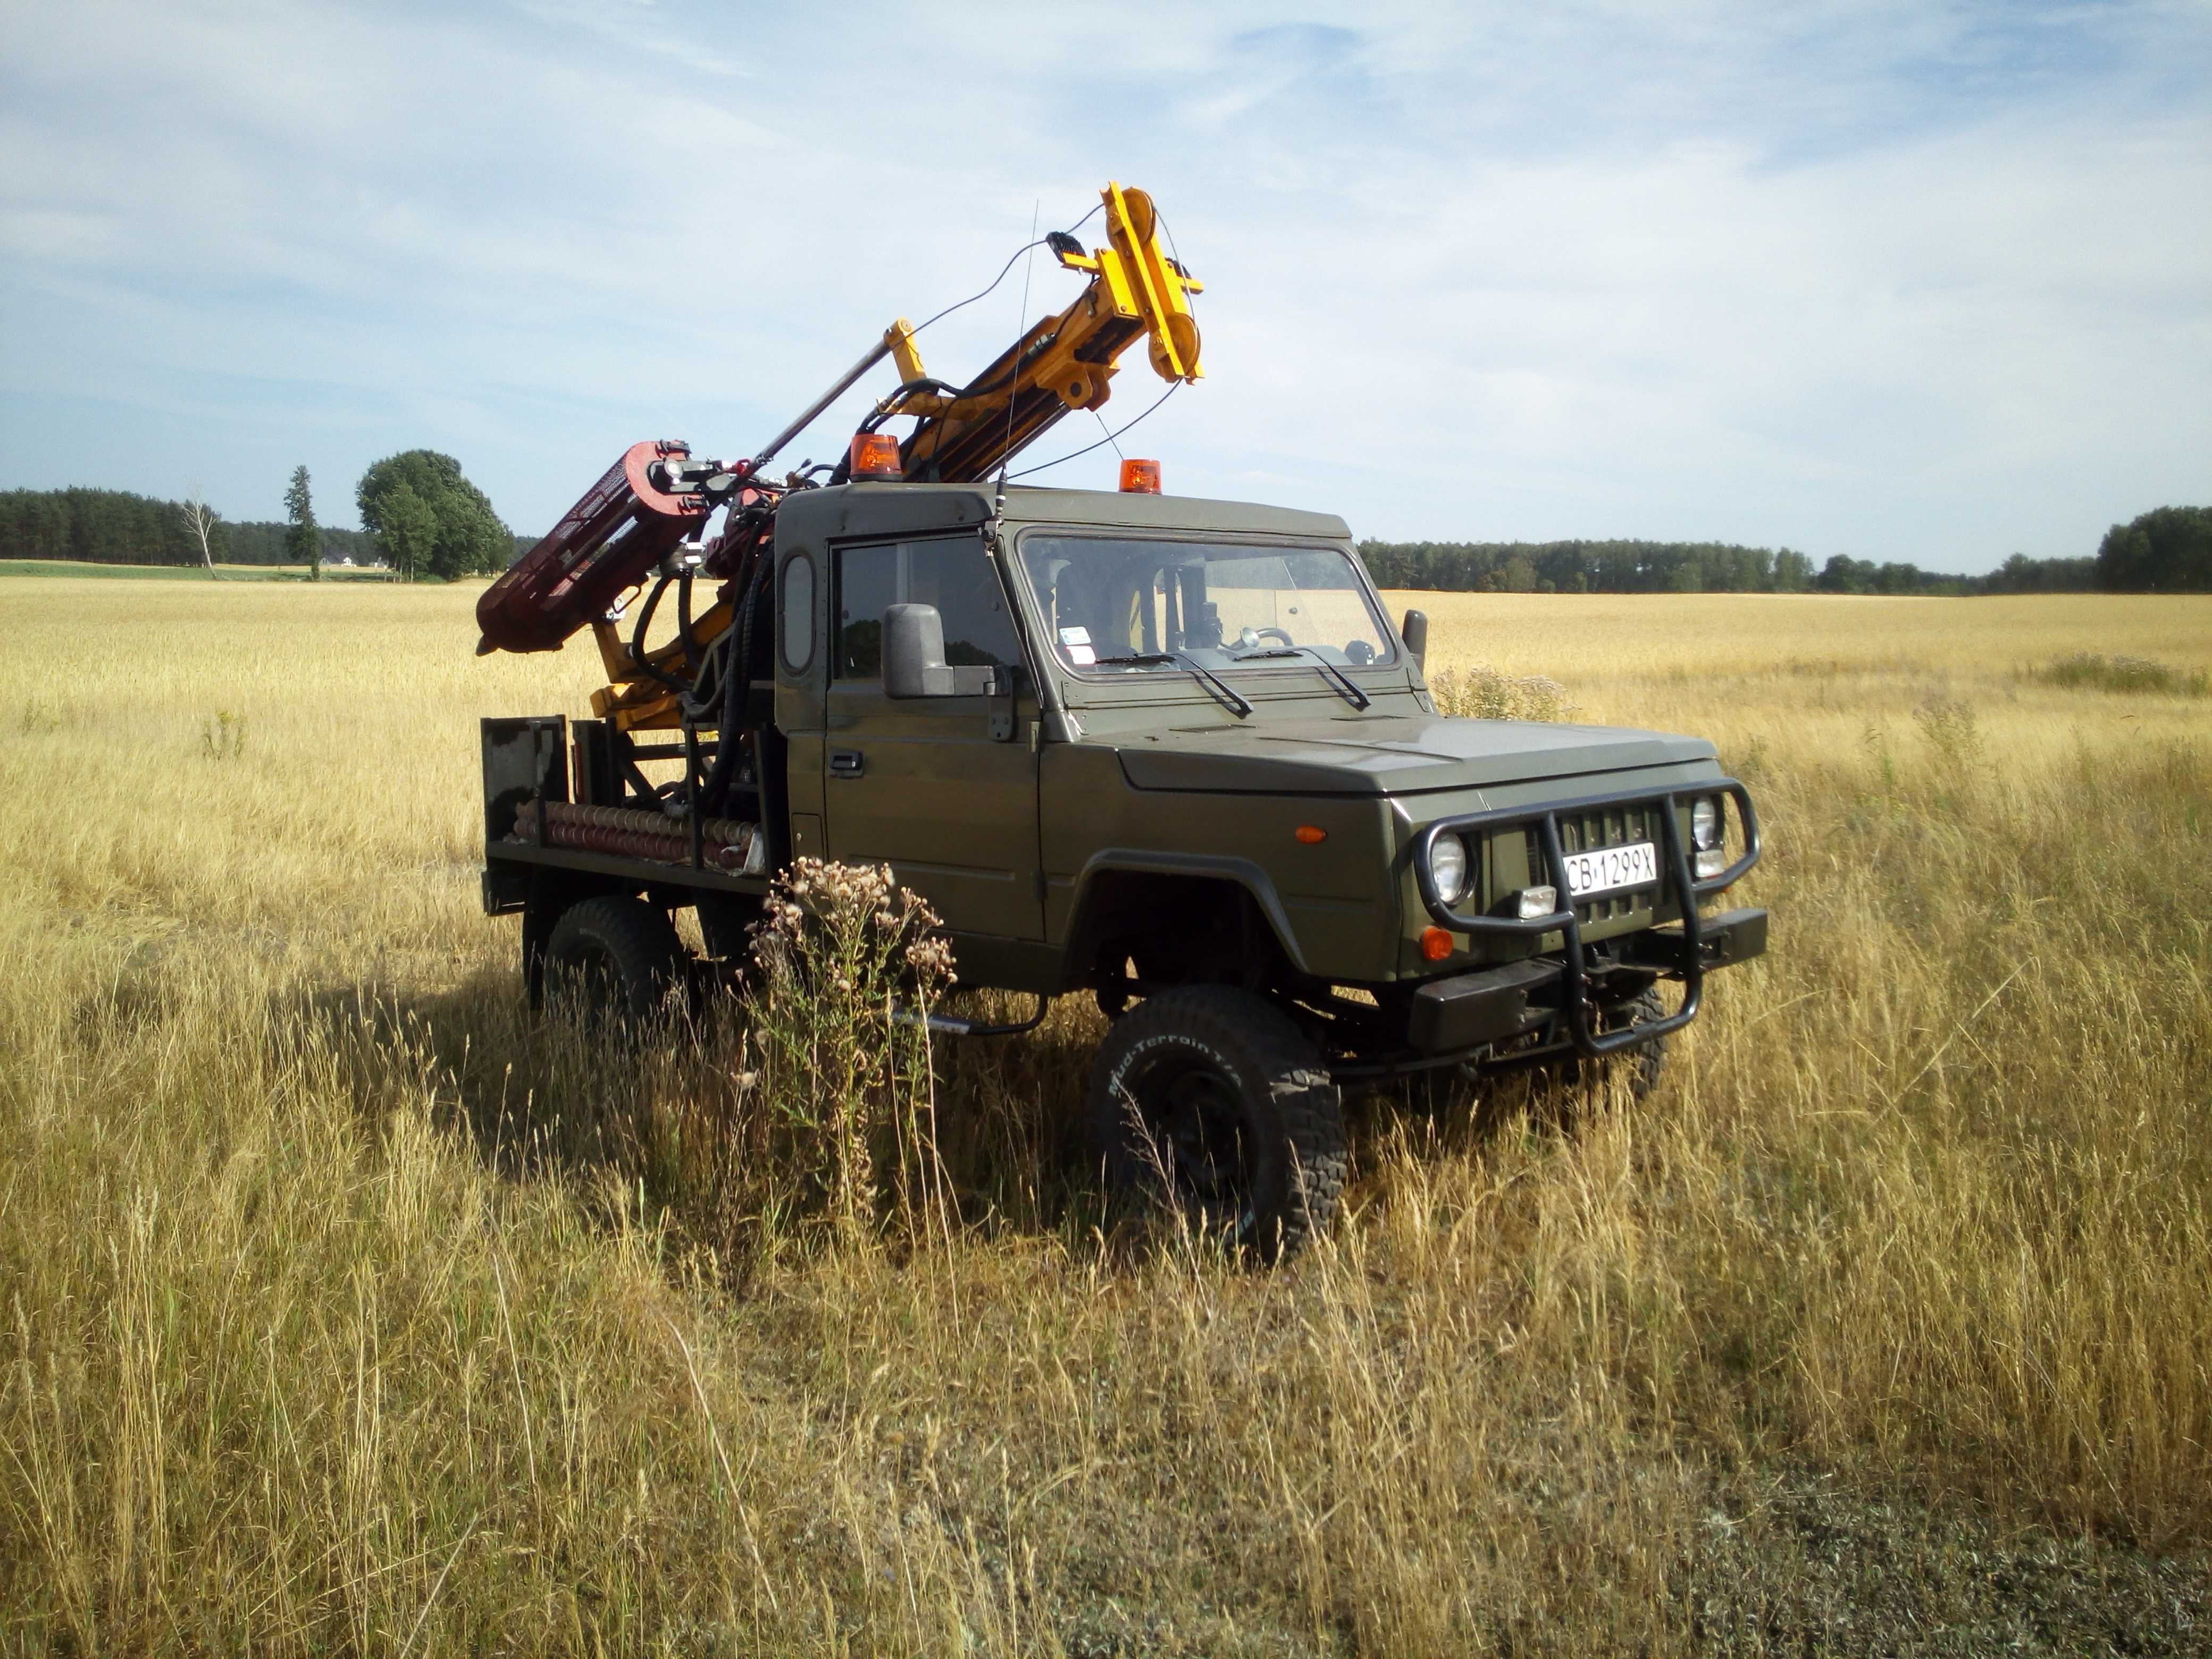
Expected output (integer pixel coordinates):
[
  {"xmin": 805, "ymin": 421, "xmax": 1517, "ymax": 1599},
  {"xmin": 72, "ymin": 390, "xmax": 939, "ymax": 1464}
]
[{"xmin": 1016, "ymin": 535, "xmax": 1395, "ymax": 674}]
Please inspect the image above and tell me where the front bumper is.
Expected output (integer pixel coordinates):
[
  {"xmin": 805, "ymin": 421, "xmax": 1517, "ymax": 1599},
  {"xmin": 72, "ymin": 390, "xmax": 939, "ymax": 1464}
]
[
  {"xmin": 1405, "ymin": 906, "xmax": 1769, "ymax": 1055},
  {"xmin": 1409, "ymin": 778, "xmax": 1764, "ymax": 1061}
]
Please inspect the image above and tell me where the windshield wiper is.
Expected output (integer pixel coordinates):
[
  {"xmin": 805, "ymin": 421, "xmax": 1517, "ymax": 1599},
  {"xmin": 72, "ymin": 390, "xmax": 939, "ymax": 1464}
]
[
  {"xmin": 1091, "ymin": 651, "xmax": 1252, "ymax": 718},
  {"xmin": 1229, "ymin": 647, "xmax": 1371, "ymax": 710}
]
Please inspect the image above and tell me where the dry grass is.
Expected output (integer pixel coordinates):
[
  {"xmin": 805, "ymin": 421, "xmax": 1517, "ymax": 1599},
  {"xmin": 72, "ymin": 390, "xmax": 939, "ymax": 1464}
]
[
  {"xmin": 2027, "ymin": 652, "xmax": 2209, "ymax": 699},
  {"xmin": 3, "ymin": 580, "xmax": 2208, "ymax": 1654}
]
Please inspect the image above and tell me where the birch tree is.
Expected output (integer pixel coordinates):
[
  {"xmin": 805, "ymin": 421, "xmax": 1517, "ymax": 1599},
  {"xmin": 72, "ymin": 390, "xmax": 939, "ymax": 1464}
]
[{"xmin": 183, "ymin": 487, "xmax": 220, "ymax": 578}]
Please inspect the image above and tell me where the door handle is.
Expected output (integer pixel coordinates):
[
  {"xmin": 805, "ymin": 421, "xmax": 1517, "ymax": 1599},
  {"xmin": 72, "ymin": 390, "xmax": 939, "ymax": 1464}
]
[{"xmin": 828, "ymin": 749, "xmax": 864, "ymax": 778}]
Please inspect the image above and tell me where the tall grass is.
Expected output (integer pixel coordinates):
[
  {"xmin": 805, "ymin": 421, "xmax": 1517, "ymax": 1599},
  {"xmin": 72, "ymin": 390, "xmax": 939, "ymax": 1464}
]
[
  {"xmin": 2, "ymin": 580, "xmax": 2208, "ymax": 1652},
  {"xmin": 2028, "ymin": 651, "xmax": 2209, "ymax": 698}
]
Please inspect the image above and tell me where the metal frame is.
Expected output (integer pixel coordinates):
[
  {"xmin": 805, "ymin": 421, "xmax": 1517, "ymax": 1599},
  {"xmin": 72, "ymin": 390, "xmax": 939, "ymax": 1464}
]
[{"xmin": 1411, "ymin": 778, "xmax": 1762, "ymax": 1059}]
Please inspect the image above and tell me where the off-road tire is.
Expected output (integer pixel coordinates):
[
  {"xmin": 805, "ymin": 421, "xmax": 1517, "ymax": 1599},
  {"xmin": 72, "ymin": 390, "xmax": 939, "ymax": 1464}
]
[
  {"xmin": 544, "ymin": 896, "xmax": 690, "ymax": 1024},
  {"xmin": 1554, "ymin": 986, "xmax": 1669, "ymax": 1103},
  {"xmin": 1086, "ymin": 985, "xmax": 1347, "ymax": 1262}
]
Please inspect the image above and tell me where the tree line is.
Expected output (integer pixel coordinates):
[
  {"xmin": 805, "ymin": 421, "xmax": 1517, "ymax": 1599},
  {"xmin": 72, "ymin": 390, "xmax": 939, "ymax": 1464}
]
[
  {"xmin": 6, "ymin": 467, "xmax": 2205, "ymax": 595},
  {"xmin": 0, "ymin": 450, "xmax": 523, "ymax": 581},
  {"xmin": 0, "ymin": 487, "xmax": 238, "ymax": 567},
  {"xmin": 1358, "ymin": 508, "xmax": 2207, "ymax": 596},
  {"xmin": 1357, "ymin": 539, "xmax": 2101, "ymax": 596},
  {"xmin": 1357, "ymin": 538, "xmax": 1821, "ymax": 594}
]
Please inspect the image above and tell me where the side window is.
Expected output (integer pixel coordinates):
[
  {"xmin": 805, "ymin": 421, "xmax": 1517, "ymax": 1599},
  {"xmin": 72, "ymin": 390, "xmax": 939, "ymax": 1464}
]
[
  {"xmin": 780, "ymin": 553, "xmax": 814, "ymax": 673},
  {"xmin": 835, "ymin": 544, "xmax": 898, "ymax": 677},
  {"xmin": 834, "ymin": 535, "xmax": 1020, "ymax": 680},
  {"xmin": 910, "ymin": 538, "xmax": 1019, "ymax": 667}
]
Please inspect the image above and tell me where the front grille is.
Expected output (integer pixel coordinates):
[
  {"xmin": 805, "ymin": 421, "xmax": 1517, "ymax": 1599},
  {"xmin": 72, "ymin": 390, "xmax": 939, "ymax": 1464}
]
[{"xmin": 1529, "ymin": 803, "xmax": 1664, "ymax": 924}]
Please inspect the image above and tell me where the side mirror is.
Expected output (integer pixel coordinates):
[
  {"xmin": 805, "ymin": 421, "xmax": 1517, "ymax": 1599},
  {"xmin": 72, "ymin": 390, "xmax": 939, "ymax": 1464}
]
[
  {"xmin": 884, "ymin": 604, "xmax": 956, "ymax": 697},
  {"xmin": 1400, "ymin": 608, "xmax": 1428, "ymax": 672}
]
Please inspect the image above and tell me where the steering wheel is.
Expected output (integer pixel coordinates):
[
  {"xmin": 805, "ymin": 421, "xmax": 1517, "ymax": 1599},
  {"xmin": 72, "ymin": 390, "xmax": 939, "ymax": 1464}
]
[
  {"xmin": 1253, "ymin": 627, "xmax": 1295, "ymax": 647},
  {"xmin": 1345, "ymin": 639, "xmax": 1375, "ymax": 665}
]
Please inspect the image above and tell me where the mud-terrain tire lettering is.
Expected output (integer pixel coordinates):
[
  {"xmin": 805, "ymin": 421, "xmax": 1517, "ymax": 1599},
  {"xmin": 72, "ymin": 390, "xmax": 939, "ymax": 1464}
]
[{"xmin": 1086, "ymin": 985, "xmax": 1347, "ymax": 1261}]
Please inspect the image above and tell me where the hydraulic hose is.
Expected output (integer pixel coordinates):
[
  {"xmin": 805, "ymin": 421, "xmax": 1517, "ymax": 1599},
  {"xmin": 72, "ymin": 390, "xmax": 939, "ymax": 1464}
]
[
  {"xmin": 627, "ymin": 574, "xmax": 690, "ymax": 698},
  {"xmin": 674, "ymin": 565, "xmax": 700, "ymax": 666},
  {"xmin": 694, "ymin": 556, "xmax": 769, "ymax": 817}
]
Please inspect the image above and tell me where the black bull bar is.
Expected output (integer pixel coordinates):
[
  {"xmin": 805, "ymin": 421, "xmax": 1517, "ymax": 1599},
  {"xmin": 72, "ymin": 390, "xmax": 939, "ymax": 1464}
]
[{"xmin": 1408, "ymin": 778, "xmax": 1764, "ymax": 1061}]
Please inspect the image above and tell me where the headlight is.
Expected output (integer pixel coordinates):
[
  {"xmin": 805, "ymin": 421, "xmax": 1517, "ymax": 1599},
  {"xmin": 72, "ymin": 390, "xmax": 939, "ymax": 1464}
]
[
  {"xmin": 1427, "ymin": 833, "xmax": 1470, "ymax": 904},
  {"xmin": 1691, "ymin": 796, "xmax": 1723, "ymax": 851}
]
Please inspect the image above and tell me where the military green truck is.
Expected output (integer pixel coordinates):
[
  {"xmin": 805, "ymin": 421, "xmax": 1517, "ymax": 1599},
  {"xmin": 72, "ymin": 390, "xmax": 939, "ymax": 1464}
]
[
  {"xmin": 473, "ymin": 181, "xmax": 1763, "ymax": 1255},
  {"xmin": 480, "ymin": 479, "xmax": 1765, "ymax": 1256}
]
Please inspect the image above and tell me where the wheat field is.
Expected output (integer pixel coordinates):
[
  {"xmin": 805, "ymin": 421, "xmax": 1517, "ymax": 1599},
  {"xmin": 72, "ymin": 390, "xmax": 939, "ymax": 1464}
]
[{"xmin": 3, "ymin": 577, "xmax": 2208, "ymax": 1654}]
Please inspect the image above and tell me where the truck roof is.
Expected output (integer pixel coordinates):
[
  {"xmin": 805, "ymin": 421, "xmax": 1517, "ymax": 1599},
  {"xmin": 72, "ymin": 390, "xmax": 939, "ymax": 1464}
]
[{"xmin": 773, "ymin": 481, "xmax": 1351, "ymax": 546}]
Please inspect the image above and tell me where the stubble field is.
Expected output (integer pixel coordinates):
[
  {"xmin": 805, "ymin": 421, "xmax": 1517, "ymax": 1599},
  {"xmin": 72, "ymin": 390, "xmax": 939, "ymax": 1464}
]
[{"xmin": 3, "ymin": 578, "xmax": 2208, "ymax": 1654}]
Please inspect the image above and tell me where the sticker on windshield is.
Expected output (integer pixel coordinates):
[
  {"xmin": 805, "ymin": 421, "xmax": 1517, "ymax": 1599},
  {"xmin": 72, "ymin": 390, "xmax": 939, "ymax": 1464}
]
[
  {"xmin": 1059, "ymin": 626, "xmax": 1091, "ymax": 644},
  {"xmin": 1059, "ymin": 626, "xmax": 1096, "ymax": 665}
]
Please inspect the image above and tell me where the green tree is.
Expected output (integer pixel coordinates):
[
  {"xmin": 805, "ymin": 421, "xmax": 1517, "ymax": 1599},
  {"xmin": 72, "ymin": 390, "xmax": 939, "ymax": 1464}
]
[
  {"xmin": 1984, "ymin": 552, "xmax": 2097, "ymax": 593},
  {"xmin": 2097, "ymin": 506, "xmax": 2212, "ymax": 592},
  {"xmin": 356, "ymin": 450, "xmax": 511, "ymax": 582},
  {"xmin": 284, "ymin": 465, "xmax": 320, "ymax": 581},
  {"xmin": 1817, "ymin": 555, "xmax": 1873, "ymax": 594},
  {"xmin": 375, "ymin": 482, "xmax": 440, "ymax": 583}
]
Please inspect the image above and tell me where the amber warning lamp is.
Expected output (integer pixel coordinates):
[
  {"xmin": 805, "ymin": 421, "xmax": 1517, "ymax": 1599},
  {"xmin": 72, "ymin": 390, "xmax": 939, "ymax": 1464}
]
[
  {"xmin": 850, "ymin": 432, "xmax": 903, "ymax": 480},
  {"xmin": 1118, "ymin": 457, "xmax": 1162, "ymax": 494}
]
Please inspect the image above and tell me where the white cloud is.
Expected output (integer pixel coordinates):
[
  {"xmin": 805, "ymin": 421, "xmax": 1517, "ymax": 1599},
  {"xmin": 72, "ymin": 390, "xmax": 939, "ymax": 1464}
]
[{"xmin": 1, "ymin": 0, "xmax": 2207, "ymax": 568}]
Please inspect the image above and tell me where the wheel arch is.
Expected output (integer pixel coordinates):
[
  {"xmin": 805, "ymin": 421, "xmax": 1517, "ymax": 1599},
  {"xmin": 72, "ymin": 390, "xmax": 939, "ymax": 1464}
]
[{"xmin": 1062, "ymin": 850, "xmax": 1312, "ymax": 987}]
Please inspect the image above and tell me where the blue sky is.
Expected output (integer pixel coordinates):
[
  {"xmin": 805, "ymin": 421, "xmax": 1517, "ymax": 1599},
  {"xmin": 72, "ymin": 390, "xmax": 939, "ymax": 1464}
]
[{"xmin": 2, "ymin": 1, "xmax": 2207, "ymax": 569}]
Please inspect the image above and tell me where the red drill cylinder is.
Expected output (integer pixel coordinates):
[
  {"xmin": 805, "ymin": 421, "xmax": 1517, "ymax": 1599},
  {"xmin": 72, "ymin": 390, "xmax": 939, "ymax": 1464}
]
[{"xmin": 474, "ymin": 440, "xmax": 711, "ymax": 656}]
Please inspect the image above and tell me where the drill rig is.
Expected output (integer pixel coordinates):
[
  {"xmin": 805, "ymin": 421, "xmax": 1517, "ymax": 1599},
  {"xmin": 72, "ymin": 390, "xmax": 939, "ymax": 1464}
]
[{"xmin": 474, "ymin": 181, "xmax": 1202, "ymax": 864}]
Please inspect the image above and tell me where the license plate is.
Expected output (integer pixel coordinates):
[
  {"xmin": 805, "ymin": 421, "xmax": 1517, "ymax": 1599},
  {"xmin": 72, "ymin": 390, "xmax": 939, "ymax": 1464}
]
[{"xmin": 1561, "ymin": 841, "xmax": 1658, "ymax": 898}]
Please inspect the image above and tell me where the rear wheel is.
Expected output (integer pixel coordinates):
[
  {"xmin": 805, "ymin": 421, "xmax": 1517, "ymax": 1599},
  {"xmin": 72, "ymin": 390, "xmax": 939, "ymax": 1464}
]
[
  {"xmin": 1086, "ymin": 986, "xmax": 1347, "ymax": 1261},
  {"xmin": 543, "ymin": 896, "xmax": 690, "ymax": 1024}
]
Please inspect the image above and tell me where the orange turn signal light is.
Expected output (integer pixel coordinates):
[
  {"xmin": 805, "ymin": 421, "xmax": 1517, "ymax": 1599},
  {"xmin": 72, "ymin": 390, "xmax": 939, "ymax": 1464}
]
[
  {"xmin": 850, "ymin": 432, "xmax": 902, "ymax": 480},
  {"xmin": 1420, "ymin": 926, "xmax": 1454, "ymax": 962},
  {"xmin": 1294, "ymin": 825, "xmax": 1327, "ymax": 845},
  {"xmin": 1118, "ymin": 457, "xmax": 1161, "ymax": 494}
]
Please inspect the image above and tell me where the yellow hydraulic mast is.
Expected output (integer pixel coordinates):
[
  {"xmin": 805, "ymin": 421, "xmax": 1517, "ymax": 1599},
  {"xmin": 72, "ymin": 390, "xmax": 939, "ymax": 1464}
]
[{"xmin": 884, "ymin": 181, "xmax": 1203, "ymax": 482}]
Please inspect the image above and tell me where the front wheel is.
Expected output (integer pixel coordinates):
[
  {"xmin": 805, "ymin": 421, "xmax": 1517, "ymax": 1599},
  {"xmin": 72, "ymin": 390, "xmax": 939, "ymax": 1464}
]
[{"xmin": 1086, "ymin": 986, "xmax": 1347, "ymax": 1261}]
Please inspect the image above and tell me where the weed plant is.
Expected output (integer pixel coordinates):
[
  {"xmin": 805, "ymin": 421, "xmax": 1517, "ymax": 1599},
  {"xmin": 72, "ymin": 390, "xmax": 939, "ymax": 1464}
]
[
  {"xmin": 1426, "ymin": 663, "xmax": 1571, "ymax": 721},
  {"xmin": 673, "ymin": 859, "xmax": 958, "ymax": 1257}
]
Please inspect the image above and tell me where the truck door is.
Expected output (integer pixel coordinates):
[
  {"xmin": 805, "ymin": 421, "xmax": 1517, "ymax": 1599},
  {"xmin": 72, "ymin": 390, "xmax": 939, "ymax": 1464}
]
[{"xmin": 821, "ymin": 531, "xmax": 1044, "ymax": 940}]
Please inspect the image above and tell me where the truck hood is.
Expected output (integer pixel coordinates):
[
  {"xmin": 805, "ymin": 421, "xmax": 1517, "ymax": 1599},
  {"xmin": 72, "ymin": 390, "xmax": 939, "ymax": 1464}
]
[{"xmin": 1111, "ymin": 713, "xmax": 1716, "ymax": 797}]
